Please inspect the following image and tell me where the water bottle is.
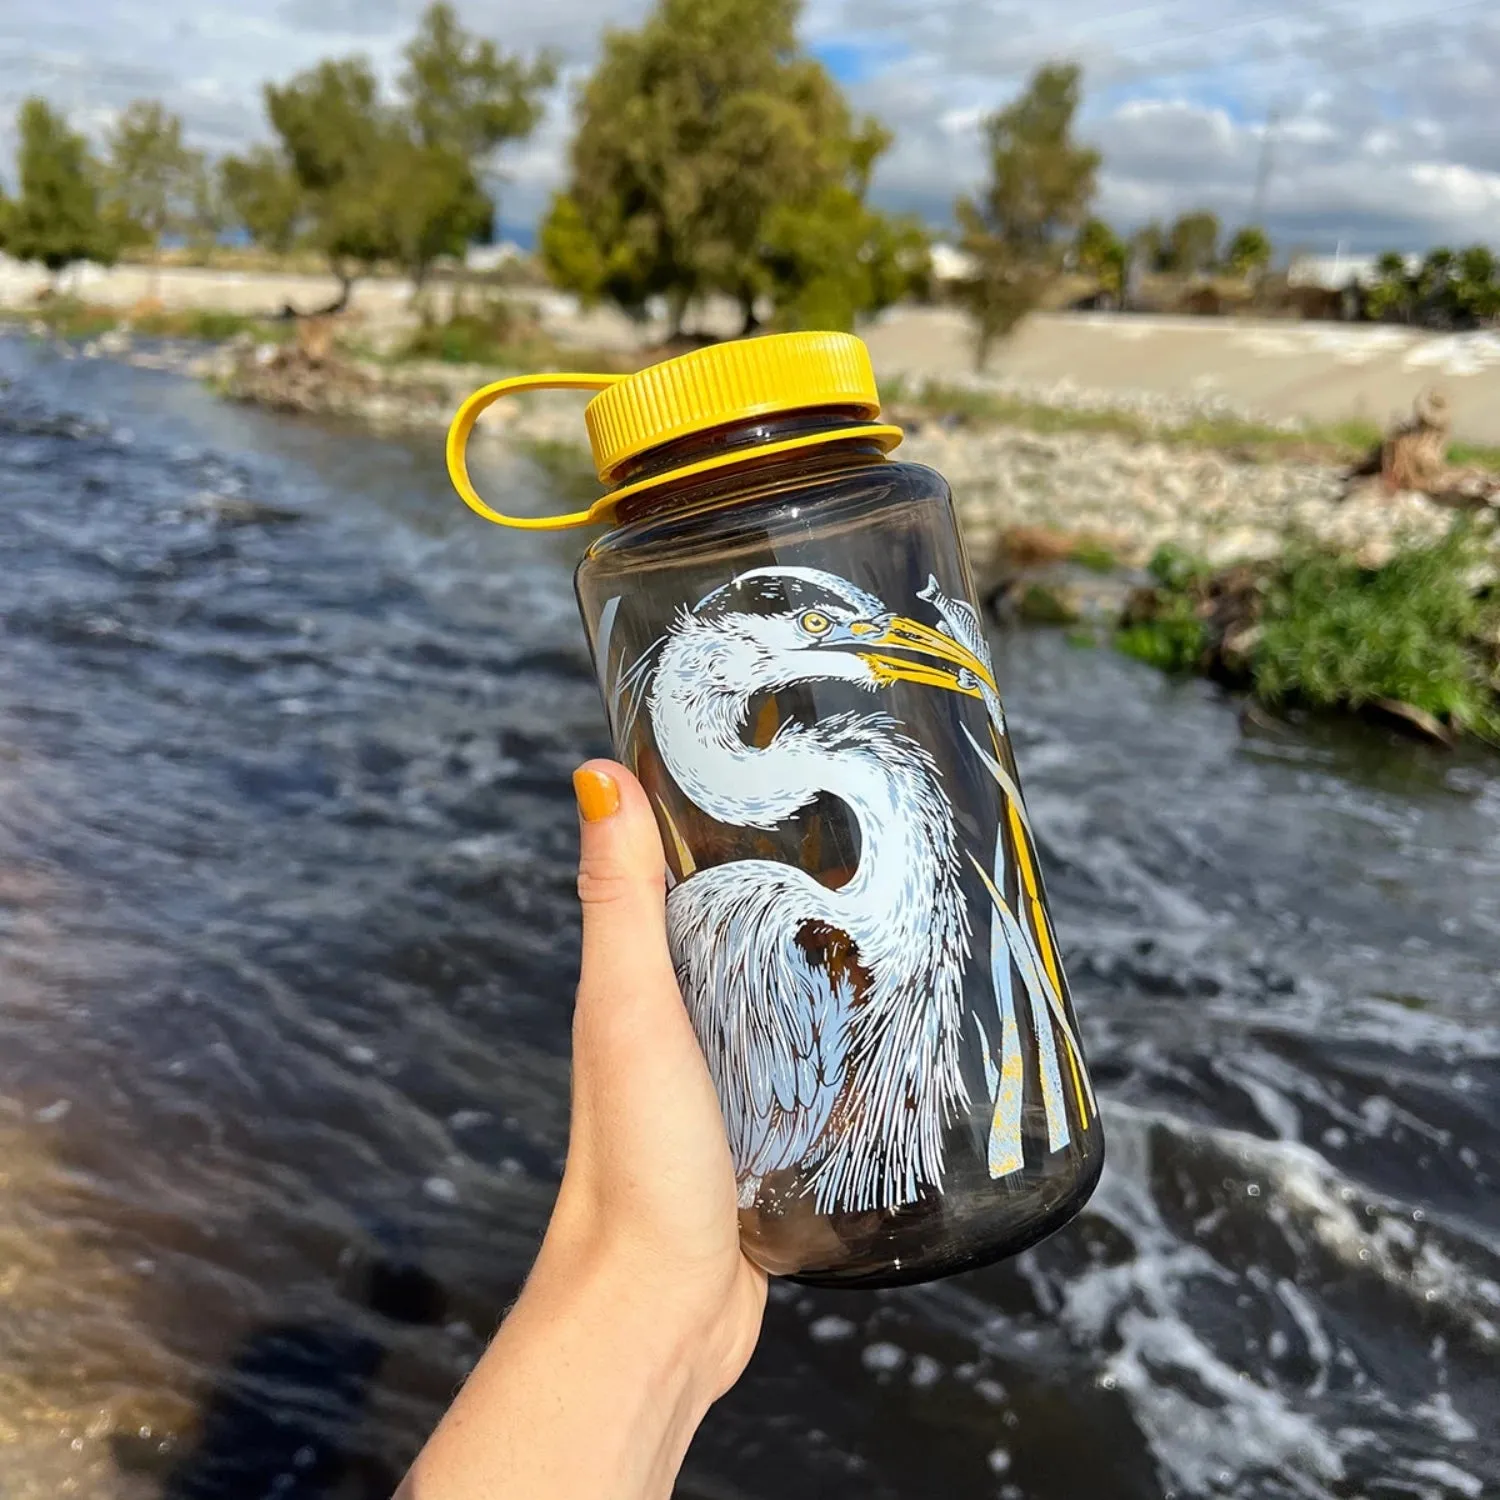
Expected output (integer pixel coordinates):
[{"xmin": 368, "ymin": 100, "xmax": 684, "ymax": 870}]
[{"xmin": 447, "ymin": 332, "xmax": 1103, "ymax": 1287}]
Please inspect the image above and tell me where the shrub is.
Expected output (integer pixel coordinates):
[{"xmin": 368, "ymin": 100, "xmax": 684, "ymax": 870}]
[{"xmin": 1255, "ymin": 529, "xmax": 1500, "ymax": 738}]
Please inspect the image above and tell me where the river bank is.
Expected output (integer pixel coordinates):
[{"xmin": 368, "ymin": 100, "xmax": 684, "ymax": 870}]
[
  {"xmin": 18, "ymin": 320, "xmax": 1500, "ymax": 742},
  {"xmin": 10, "ymin": 255, "xmax": 1500, "ymax": 441},
  {"xmin": 205, "ymin": 334, "xmax": 1492, "ymax": 576}
]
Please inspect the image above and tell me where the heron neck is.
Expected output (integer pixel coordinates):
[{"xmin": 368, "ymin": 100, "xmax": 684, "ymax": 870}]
[
  {"xmin": 650, "ymin": 676, "xmax": 824, "ymax": 829},
  {"xmin": 650, "ymin": 675, "xmax": 953, "ymax": 961}
]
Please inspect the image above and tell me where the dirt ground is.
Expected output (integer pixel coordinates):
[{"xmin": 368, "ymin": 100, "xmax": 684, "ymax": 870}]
[{"xmin": 6, "ymin": 255, "xmax": 1500, "ymax": 444}]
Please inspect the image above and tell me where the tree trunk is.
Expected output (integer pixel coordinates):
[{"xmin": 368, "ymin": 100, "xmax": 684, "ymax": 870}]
[
  {"xmin": 411, "ymin": 261, "xmax": 435, "ymax": 326},
  {"xmin": 299, "ymin": 266, "xmax": 354, "ymax": 320},
  {"xmin": 666, "ymin": 289, "xmax": 689, "ymax": 342},
  {"xmin": 739, "ymin": 290, "xmax": 760, "ymax": 337}
]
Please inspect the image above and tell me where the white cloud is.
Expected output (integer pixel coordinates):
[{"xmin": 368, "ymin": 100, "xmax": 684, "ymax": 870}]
[{"xmin": 0, "ymin": 0, "xmax": 1496, "ymax": 252}]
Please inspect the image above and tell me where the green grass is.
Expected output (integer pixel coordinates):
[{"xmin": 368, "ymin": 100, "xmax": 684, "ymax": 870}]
[
  {"xmin": 1256, "ymin": 529, "xmax": 1500, "ymax": 739},
  {"xmin": 1115, "ymin": 546, "xmax": 1215, "ymax": 670},
  {"xmin": 4, "ymin": 298, "xmax": 119, "ymax": 339},
  {"xmin": 887, "ymin": 377, "xmax": 1499, "ymax": 474},
  {"xmin": 1115, "ymin": 598, "xmax": 1209, "ymax": 674},
  {"xmin": 135, "ymin": 307, "xmax": 262, "ymax": 341},
  {"xmin": 5, "ymin": 297, "xmax": 283, "ymax": 344},
  {"xmin": 1117, "ymin": 526, "xmax": 1500, "ymax": 740},
  {"xmin": 1449, "ymin": 440, "xmax": 1500, "ymax": 471},
  {"xmin": 398, "ymin": 309, "xmax": 634, "ymax": 375},
  {"xmin": 1069, "ymin": 539, "xmax": 1119, "ymax": 573}
]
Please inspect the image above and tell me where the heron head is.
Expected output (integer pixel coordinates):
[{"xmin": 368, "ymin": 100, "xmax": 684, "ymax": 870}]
[{"xmin": 685, "ymin": 566, "xmax": 995, "ymax": 699}]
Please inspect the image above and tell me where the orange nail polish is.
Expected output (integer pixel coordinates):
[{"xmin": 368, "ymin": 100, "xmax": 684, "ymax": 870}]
[{"xmin": 573, "ymin": 768, "xmax": 620, "ymax": 823}]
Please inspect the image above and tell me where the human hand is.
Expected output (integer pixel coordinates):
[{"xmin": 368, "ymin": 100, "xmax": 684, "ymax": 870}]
[
  {"xmin": 535, "ymin": 758, "xmax": 768, "ymax": 1397},
  {"xmin": 398, "ymin": 760, "xmax": 765, "ymax": 1499}
]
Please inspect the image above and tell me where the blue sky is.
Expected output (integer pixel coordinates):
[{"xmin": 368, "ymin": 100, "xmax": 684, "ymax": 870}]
[{"xmin": 2, "ymin": 0, "xmax": 1498, "ymax": 255}]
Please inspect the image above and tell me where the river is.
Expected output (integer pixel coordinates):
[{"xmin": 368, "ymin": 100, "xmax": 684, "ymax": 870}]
[{"xmin": 0, "ymin": 335, "xmax": 1496, "ymax": 1499}]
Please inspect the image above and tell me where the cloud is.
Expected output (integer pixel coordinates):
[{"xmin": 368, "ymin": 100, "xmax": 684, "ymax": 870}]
[{"xmin": 0, "ymin": 0, "xmax": 1496, "ymax": 253}]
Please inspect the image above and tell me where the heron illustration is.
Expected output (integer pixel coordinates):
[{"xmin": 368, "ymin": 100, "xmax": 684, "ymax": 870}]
[{"xmin": 642, "ymin": 566, "xmax": 998, "ymax": 1215}]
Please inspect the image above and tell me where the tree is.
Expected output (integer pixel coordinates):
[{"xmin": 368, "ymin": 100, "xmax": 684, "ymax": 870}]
[
  {"xmin": 540, "ymin": 0, "xmax": 920, "ymax": 336},
  {"xmin": 1451, "ymin": 245, "xmax": 1500, "ymax": 326},
  {"xmin": 102, "ymin": 100, "xmax": 203, "ymax": 269},
  {"xmin": 1166, "ymin": 210, "xmax": 1219, "ymax": 274},
  {"xmin": 1075, "ymin": 217, "xmax": 1126, "ymax": 298},
  {"xmin": 1366, "ymin": 251, "xmax": 1414, "ymax": 323},
  {"xmin": 222, "ymin": 3, "xmax": 551, "ymax": 303},
  {"xmin": 401, "ymin": 2, "xmax": 554, "ymax": 175},
  {"xmin": 1226, "ymin": 225, "xmax": 1272, "ymax": 279},
  {"xmin": 760, "ymin": 184, "xmax": 930, "ymax": 331},
  {"xmin": 1414, "ymin": 247, "xmax": 1457, "ymax": 328},
  {"xmin": 184, "ymin": 155, "xmax": 226, "ymax": 257},
  {"xmin": 953, "ymin": 63, "xmax": 1099, "ymax": 366},
  {"xmin": 220, "ymin": 146, "xmax": 304, "ymax": 255},
  {"xmin": 262, "ymin": 57, "xmax": 403, "ymax": 302},
  {"xmin": 6, "ymin": 97, "xmax": 114, "ymax": 274},
  {"xmin": 398, "ymin": 1, "xmax": 554, "ymax": 303}
]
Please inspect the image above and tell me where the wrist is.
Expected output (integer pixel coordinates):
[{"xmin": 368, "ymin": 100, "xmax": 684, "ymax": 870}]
[{"xmin": 522, "ymin": 1225, "xmax": 728, "ymax": 1421}]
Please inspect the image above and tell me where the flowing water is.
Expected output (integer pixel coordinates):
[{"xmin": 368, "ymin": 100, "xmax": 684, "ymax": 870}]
[{"xmin": 0, "ymin": 336, "xmax": 1496, "ymax": 1500}]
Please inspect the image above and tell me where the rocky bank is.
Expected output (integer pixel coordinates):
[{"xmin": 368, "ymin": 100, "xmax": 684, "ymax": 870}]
[{"xmin": 73, "ymin": 331, "xmax": 1485, "ymax": 594}]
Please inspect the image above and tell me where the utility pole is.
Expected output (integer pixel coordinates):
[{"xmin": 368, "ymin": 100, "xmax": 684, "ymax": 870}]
[{"xmin": 1251, "ymin": 107, "xmax": 1281, "ymax": 227}]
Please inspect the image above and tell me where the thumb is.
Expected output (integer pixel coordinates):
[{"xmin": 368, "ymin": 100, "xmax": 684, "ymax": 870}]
[{"xmin": 572, "ymin": 759, "xmax": 678, "ymax": 1007}]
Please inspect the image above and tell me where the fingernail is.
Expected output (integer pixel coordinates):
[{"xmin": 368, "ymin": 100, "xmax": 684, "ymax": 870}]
[{"xmin": 573, "ymin": 768, "xmax": 620, "ymax": 823}]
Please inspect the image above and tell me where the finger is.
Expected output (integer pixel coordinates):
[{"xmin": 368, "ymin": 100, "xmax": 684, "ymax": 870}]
[{"xmin": 572, "ymin": 759, "xmax": 677, "ymax": 1009}]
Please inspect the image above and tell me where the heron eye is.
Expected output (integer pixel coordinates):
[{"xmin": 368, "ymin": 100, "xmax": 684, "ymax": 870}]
[{"xmin": 799, "ymin": 610, "xmax": 832, "ymax": 636}]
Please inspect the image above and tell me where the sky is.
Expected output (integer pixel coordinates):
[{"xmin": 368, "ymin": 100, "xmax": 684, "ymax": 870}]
[{"xmin": 2, "ymin": 0, "xmax": 1498, "ymax": 256}]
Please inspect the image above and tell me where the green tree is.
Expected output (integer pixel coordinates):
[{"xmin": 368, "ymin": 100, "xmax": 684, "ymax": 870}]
[
  {"xmin": 185, "ymin": 155, "xmax": 225, "ymax": 257},
  {"xmin": 6, "ymin": 97, "xmax": 114, "ymax": 274},
  {"xmin": 1075, "ymin": 216, "xmax": 1126, "ymax": 297},
  {"xmin": 1366, "ymin": 251, "xmax": 1414, "ymax": 323},
  {"xmin": 1166, "ymin": 210, "xmax": 1219, "ymax": 274},
  {"xmin": 398, "ymin": 1, "xmax": 554, "ymax": 305},
  {"xmin": 540, "ymin": 0, "xmax": 918, "ymax": 336},
  {"xmin": 219, "ymin": 146, "xmax": 304, "ymax": 255},
  {"xmin": 222, "ymin": 3, "xmax": 551, "ymax": 302},
  {"xmin": 1414, "ymin": 247, "xmax": 1457, "ymax": 327},
  {"xmin": 102, "ymin": 101, "xmax": 202, "ymax": 253},
  {"xmin": 262, "ymin": 57, "xmax": 401, "ymax": 301},
  {"xmin": 1452, "ymin": 245, "xmax": 1500, "ymax": 326},
  {"xmin": 1225, "ymin": 224, "xmax": 1272, "ymax": 278},
  {"xmin": 953, "ymin": 63, "xmax": 1099, "ymax": 366},
  {"xmin": 401, "ymin": 2, "xmax": 554, "ymax": 173},
  {"xmin": 761, "ymin": 185, "xmax": 930, "ymax": 331}
]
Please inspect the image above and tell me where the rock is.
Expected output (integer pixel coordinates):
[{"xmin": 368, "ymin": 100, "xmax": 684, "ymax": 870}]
[
  {"xmin": 1010, "ymin": 580, "xmax": 1082, "ymax": 625},
  {"xmin": 1365, "ymin": 699, "xmax": 1456, "ymax": 747},
  {"xmin": 992, "ymin": 560, "xmax": 1136, "ymax": 629}
]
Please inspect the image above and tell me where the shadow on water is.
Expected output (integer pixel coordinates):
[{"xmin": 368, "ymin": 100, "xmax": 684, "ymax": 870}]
[{"xmin": 114, "ymin": 1230, "xmax": 446, "ymax": 1500}]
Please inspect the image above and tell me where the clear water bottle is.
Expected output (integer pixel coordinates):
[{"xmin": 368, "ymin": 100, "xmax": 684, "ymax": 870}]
[{"xmin": 447, "ymin": 332, "xmax": 1103, "ymax": 1287}]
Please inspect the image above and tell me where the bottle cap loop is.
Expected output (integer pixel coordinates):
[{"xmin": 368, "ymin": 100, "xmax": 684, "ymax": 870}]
[{"xmin": 445, "ymin": 333, "xmax": 904, "ymax": 532}]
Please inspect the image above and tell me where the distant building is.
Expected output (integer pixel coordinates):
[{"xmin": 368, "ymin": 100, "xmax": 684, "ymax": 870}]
[
  {"xmin": 929, "ymin": 242, "xmax": 978, "ymax": 283},
  {"xmin": 463, "ymin": 242, "xmax": 528, "ymax": 273},
  {"xmin": 1287, "ymin": 252, "xmax": 1419, "ymax": 291}
]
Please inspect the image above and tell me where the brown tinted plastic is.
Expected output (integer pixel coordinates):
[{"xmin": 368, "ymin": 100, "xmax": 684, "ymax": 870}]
[{"xmin": 575, "ymin": 433, "xmax": 1103, "ymax": 1287}]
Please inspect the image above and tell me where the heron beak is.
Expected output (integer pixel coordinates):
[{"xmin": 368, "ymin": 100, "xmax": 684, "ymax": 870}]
[{"xmin": 857, "ymin": 615, "xmax": 997, "ymax": 698}]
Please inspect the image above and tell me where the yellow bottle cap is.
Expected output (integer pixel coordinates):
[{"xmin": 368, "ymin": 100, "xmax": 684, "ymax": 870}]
[
  {"xmin": 586, "ymin": 330, "xmax": 882, "ymax": 480},
  {"xmin": 446, "ymin": 331, "xmax": 903, "ymax": 530}
]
